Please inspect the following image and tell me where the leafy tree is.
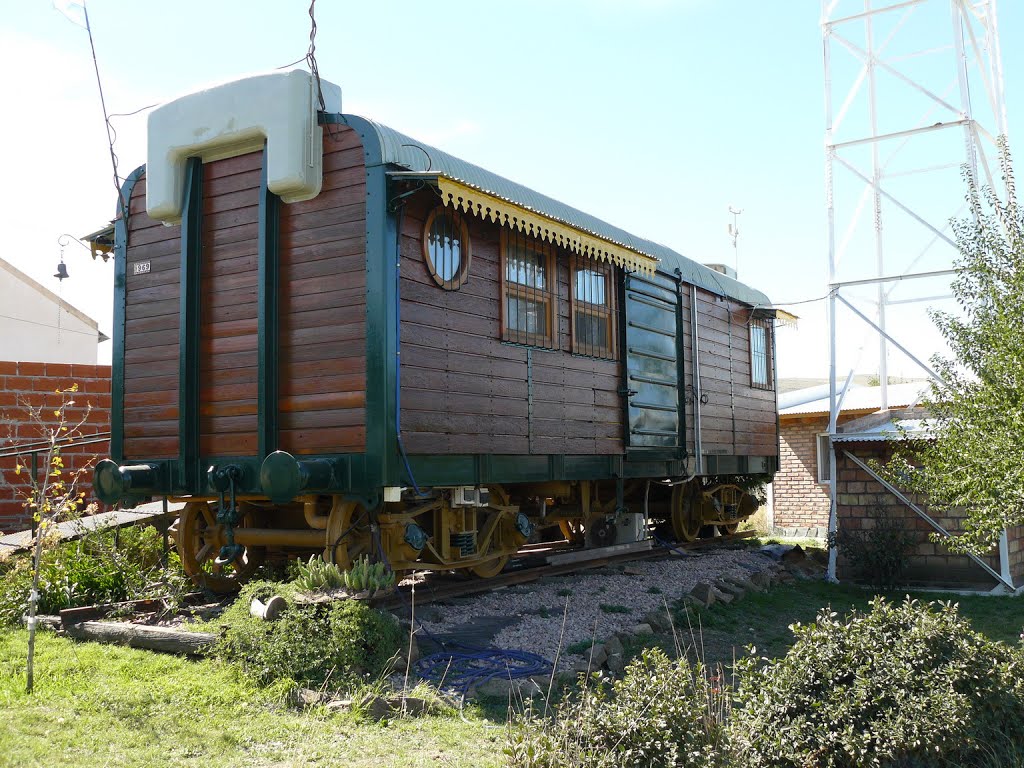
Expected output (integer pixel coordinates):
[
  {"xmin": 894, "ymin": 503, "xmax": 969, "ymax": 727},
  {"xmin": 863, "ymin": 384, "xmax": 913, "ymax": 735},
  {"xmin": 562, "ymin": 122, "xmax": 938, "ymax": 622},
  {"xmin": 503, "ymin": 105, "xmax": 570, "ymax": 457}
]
[{"xmin": 886, "ymin": 138, "xmax": 1024, "ymax": 555}]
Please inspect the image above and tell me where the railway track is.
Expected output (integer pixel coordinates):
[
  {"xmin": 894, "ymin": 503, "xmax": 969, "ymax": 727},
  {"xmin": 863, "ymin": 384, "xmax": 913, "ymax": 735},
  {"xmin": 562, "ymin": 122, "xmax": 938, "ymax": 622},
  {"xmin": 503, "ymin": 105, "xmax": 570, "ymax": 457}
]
[{"xmin": 381, "ymin": 530, "xmax": 758, "ymax": 610}]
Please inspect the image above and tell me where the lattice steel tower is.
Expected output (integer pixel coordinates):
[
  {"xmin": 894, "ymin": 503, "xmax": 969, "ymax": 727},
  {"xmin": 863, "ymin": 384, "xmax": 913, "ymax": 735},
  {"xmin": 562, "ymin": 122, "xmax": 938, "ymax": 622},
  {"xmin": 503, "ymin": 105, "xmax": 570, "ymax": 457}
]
[{"xmin": 821, "ymin": 0, "xmax": 1008, "ymax": 577}]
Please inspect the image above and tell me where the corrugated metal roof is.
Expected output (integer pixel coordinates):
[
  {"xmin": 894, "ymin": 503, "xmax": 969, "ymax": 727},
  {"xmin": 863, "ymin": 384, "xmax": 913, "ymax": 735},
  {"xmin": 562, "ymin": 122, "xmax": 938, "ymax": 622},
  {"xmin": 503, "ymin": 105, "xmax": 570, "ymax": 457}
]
[
  {"xmin": 779, "ymin": 382, "xmax": 930, "ymax": 416},
  {"xmin": 832, "ymin": 418, "xmax": 934, "ymax": 442},
  {"xmin": 349, "ymin": 116, "xmax": 772, "ymax": 308}
]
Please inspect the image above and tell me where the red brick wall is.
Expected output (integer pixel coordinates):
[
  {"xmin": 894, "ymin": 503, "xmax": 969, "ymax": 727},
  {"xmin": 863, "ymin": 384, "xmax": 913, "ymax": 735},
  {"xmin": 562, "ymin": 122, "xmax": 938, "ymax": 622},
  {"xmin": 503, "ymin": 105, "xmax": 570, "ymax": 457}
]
[
  {"xmin": 0, "ymin": 362, "xmax": 111, "ymax": 533},
  {"xmin": 834, "ymin": 442, "xmax": 1015, "ymax": 588}
]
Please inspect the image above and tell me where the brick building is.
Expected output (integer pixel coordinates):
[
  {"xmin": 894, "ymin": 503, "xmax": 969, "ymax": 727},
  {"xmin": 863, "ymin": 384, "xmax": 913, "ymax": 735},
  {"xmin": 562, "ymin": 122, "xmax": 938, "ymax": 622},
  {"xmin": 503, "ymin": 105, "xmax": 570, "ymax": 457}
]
[
  {"xmin": 0, "ymin": 361, "xmax": 111, "ymax": 533},
  {"xmin": 772, "ymin": 383, "xmax": 927, "ymax": 536},
  {"xmin": 832, "ymin": 412, "xmax": 1024, "ymax": 590}
]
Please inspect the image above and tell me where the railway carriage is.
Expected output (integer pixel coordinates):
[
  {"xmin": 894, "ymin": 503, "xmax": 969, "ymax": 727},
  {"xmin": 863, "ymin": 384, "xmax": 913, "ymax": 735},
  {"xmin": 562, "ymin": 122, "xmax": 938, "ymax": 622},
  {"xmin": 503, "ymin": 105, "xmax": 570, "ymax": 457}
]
[{"xmin": 90, "ymin": 71, "xmax": 779, "ymax": 591}]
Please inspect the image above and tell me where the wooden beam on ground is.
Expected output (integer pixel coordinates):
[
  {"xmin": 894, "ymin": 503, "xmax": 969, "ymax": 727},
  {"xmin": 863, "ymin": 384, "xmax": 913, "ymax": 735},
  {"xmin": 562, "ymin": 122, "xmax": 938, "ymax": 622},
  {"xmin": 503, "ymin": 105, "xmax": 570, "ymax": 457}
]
[{"xmin": 63, "ymin": 621, "xmax": 216, "ymax": 656}]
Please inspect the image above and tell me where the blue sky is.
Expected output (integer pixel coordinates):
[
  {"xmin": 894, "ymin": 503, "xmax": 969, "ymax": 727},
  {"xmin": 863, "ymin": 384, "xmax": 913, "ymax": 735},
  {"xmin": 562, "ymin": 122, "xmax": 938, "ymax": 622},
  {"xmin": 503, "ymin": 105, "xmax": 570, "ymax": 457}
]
[{"xmin": 0, "ymin": 0, "xmax": 1019, "ymax": 379}]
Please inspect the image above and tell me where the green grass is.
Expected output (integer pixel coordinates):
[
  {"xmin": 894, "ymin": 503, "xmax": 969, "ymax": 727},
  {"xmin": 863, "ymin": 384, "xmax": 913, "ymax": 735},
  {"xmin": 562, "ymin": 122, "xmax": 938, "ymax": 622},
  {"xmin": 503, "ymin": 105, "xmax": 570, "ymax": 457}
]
[{"xmin": 0, "ymin": 629, "xmax": 503, "ymax": 768}]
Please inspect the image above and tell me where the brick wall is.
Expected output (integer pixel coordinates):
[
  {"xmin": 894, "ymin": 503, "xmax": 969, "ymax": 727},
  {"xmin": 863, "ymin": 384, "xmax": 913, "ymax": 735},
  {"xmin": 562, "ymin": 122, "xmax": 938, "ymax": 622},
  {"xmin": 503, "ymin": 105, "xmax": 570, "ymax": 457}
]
[
  {"xmin": 0, "ymin": 361, "xmax": 111, "ymax": 533},
  {"xmin": 834, "ymin": 441, "xmax": 1021, "ymax": 588},
  {"xmin": 774, "ymin": 413, "xmax": 865, "ymax": 532}
]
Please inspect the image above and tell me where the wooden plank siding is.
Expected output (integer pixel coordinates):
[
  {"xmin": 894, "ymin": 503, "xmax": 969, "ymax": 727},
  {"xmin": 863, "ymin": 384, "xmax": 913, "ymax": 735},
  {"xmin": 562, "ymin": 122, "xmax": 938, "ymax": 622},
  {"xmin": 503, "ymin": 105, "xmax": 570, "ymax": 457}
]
[
  {"xmin": 121, "ymin": 125, "xmax": 368, "ymax": 462},
  {"xmin": 277, "ymin": 126, "xmax": 367, "ymax": 455},
  {"xmin": 690, "ymin": 289, "xmax": 776, "ymax": 458},
  {"xmin": 199, "ymin": 151, "xmax": 262, "ymax": 456},
  {"xmin": 123, "ymin": 176, "xmax": 181, "ymax": 459},
  {"xmin": 398, "ymin": 195, "xmax": 624, "ymax": 455}
]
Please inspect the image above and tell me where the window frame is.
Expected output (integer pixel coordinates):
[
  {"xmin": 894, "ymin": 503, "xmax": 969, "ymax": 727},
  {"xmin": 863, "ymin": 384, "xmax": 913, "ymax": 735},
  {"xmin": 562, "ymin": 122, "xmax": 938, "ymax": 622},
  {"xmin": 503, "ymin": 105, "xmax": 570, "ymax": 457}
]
[
  {"xmin": 570, "ymin": 254, "xmax": 619, "ymax": 360},
  {"xmin": 422, "ymin": 206, "xmax": 472, "ymax": 290},
  {"xmin": 500, "ymin": 228, "xmax": 558, "ymax": 349},
  {"xmin": 816, "ymin": 432, "xmax": 832, "ymax": 484},
  {"xmin": 749, "ymin": 316, "xmax": 775, "ymax": 391}
]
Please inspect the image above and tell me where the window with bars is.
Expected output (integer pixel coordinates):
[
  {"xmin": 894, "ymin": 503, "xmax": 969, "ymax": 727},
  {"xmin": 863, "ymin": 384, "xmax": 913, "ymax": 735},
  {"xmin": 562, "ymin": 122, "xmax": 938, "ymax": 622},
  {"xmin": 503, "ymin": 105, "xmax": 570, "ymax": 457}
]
[
  {"xmin": 571, "ymin": 255, "xmax": 618, "ymax": 359},
  {"xmin": 750, "ymin": 317, "xmax": 774, "ymax": 390},
  {"xmin": 501, "ymin": 229, "xmax": 557, "ymax": 349},
  {"xmin": 423, "ymin": 207, "xmax": 471, "ymax": 289}
]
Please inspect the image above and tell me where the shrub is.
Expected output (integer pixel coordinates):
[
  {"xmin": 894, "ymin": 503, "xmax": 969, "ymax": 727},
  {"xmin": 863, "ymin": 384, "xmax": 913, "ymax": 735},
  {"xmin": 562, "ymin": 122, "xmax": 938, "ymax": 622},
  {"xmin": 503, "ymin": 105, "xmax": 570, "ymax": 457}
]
[
  {"xmin": 731, "ymin": 597, "xmax": 1024, "ymax": 768},
  {"xmin": 505, "ymin": 647, "xmax": 733, "ymax": 768},
  {"xmin": 828, "ymin": 506, "xmax": 916, "ymax": 589},
  {"xmin": 0, "ymin": 525, "xmax": 186, "ymax": 625},
  {"xmin": 215, "ymin": 581, "xmax": 402, "ymax": 690}
]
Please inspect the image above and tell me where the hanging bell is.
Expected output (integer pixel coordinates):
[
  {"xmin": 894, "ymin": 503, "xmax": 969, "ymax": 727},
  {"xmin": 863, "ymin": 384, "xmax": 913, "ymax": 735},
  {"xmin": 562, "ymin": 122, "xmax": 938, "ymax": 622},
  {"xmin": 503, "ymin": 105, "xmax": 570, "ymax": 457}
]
[{"xmin": 54, "ymin": 261, "xmax": 69, "ymax": 281}]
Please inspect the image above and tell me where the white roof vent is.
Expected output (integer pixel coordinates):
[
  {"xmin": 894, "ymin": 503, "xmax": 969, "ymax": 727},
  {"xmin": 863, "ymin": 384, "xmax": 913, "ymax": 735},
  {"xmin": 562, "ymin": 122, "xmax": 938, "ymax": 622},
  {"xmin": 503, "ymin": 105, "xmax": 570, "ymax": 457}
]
[
  {"xmin": 146, "ymin": 70, "xmax": 342, "ymax": 224},
  {"xmin": 703, "ymin": 263, "xmax": 737, "ymax": 279}
]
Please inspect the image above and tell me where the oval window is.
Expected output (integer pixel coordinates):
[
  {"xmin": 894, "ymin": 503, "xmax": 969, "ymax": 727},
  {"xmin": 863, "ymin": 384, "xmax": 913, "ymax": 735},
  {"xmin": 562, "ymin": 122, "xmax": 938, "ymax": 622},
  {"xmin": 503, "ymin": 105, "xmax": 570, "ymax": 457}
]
[{"xmin": 423, "ymin": 208, "xmax": 471, "ymax": 289}]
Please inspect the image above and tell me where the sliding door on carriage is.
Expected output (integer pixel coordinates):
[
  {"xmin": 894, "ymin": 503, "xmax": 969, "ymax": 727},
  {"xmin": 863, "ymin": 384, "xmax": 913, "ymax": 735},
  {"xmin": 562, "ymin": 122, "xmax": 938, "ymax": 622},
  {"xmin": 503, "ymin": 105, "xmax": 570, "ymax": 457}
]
[{"xmin": 622, "ymin": 272, "xmax": 683, "ymax": 450}]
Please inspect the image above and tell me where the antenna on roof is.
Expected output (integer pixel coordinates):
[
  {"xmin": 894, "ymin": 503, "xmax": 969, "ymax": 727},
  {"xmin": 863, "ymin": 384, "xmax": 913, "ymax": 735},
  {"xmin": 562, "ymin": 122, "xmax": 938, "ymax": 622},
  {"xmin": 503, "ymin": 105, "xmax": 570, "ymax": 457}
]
[{"xmin": 727, "ymin": 205, "xmax": 743, "ymax": 277}]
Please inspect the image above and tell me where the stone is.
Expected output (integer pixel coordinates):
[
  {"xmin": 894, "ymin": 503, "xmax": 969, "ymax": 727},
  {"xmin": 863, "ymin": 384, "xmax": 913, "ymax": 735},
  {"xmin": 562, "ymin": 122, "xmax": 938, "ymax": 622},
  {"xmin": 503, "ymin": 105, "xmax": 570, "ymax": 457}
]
[
  {"xmin": 570, "ymin": 658, "xmax": 596, "ymax": 674},
  {"xmin": 710, "ymin": 587, "xmax": 734, "ymax": 605},
  {"xmin": 605, "ymin": 653, "xmax": 626, "ymax": 675},
  {"xmin": 690, "ymin": 582, "xmax": 716, "ymax": 606},
  {"xmin": 515, "ymin": 678, "xmax": 545, "ymax": 698},
  {"xmin": 750, "ymin": 570, "xmax": 774, "ymax": 589},
  {"xmin": 715, "ymin": 580, "xmax": 745, "ymax": 600},
  {"xmin": 643, "ymin": 610, "xmax": 672, "ymax": 632},
  {"xmin": 680, "ymin": 595, "xmax": 705, "ymax": 612},
  {"xmin": 475, "ymin": 677, "xmax": 514, "ymax": 698},
  {"xmin": 590, "ymin": 645, "xmax": 609, "ymax": 668},
  {"xmin": 392, "ymin": 695, "xmax": 432, "ymax": 715},
  {"xmin": 781, "ymin": 544, "xmax": 807, "ymax": 564},
  {"xmin": 604, "ymin": 635, "xmax": 624, "ymax": 657},
  {"xmin": 475, "ymin": 676, "xmax": 543, "ymax": 699},
  {"xmin": 724, "ymin": 574, "xmax": 762, "ymax": 593},
  {"xmin": 325, "ymin": 698, "xmax": 353, "ymax": 712},
  {"xmin": 296, "ymin": 688, "xmax": 323, "ymax": 707},
  {"xmin": 359, "ymin": 693, "xmax": 396, "ymax": 721},
  {"xmin": 629, "ymin": 623, "xmax": 653, "ymax": 635}
]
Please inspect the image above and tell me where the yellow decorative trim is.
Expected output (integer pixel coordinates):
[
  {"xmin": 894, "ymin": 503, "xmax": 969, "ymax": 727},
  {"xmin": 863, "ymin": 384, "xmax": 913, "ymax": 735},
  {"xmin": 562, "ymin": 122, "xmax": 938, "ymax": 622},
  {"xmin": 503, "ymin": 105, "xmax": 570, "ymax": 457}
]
[{"xmin": 436, "ymin": 177, "xmax": 658, "ymax": 275}]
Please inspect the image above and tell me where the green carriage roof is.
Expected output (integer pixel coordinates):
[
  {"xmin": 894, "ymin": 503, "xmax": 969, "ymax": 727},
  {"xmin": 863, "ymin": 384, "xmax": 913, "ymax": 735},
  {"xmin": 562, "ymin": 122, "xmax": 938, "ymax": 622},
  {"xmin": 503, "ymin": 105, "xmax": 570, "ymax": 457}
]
[{"xmin": 345, "ymin": 115, "xmax": 772, "ymax": 307}]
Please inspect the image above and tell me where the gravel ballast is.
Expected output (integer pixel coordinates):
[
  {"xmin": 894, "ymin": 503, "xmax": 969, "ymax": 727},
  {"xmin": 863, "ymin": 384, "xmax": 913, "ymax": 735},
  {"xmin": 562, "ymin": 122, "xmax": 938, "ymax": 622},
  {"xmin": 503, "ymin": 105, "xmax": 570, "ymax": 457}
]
[{"xmin": 416, "ymin": 548, "xmax": 778, "ymax": 670}]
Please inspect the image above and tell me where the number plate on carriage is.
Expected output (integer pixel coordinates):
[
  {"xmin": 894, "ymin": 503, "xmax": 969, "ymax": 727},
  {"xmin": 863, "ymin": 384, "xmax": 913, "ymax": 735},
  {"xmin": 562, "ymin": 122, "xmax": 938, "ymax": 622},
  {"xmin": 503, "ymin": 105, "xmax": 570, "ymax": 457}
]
[{"xmin": 132, "ymin": 261, "xmax": 151, "ymax": 275}]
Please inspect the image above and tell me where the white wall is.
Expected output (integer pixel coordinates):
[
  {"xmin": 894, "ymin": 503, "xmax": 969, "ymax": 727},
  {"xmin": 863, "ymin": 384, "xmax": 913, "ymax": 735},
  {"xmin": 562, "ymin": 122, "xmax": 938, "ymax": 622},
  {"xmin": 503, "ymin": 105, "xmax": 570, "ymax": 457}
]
[{"xmin": 0, "ymin": 259, "xmax": 103, "ymax": 365}]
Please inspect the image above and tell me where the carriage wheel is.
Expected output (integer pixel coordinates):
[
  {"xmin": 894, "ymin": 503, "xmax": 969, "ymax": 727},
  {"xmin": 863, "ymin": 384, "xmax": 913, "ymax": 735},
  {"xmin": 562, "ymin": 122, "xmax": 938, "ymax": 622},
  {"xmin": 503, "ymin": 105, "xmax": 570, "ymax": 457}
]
[
  {"xmin": 176, "ymin": 501, "xmax": 265, "ymax": 593},
  {"xmin": 469, "ymin": 553, "xmax": 510, "ymax": 579},
  {"xmin": 559, "ymin": 519, "xmax": 585, "ymax": 546},
  {"xmin": 324, "ymin": 499, "xmax": 373, "ymax": 570},
  {"xmin": 670, "ymin": 483, "xmax": 705, "ymax": 542},
  {"xmin": 715, "ymin": 486, "xmax": 757, "ymax": 535}
]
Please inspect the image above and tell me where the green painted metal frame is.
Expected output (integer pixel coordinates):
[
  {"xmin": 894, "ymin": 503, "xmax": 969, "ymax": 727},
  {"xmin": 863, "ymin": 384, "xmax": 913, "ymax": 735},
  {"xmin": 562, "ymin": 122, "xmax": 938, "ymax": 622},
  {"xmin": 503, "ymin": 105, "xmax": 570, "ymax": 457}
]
[
  {"xmin": 110, "ymin": 167, "xmax": 145, "ymax": 463},
  {"xmin": 178, "ymin": 157, "xmax": 203, "ymax": 490},
  {"xmin": 257, "ymin": 147, "xmax": 281, "ymax": 459}
]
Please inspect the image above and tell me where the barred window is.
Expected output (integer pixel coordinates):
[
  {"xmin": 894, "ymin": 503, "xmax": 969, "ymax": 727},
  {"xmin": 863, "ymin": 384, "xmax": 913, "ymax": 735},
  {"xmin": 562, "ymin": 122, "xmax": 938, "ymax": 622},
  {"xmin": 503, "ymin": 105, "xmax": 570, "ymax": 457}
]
[
  {"xmin": 571, "ymin": 255, "xmax": 618, "ymax": 359},
  {"xmin": 423, "ymin": 207, "xmax": 471, "ymax": 290},
  {"xmin": 750, "ymin": 317, "xmax": 774, "ymax": 390},
  {"xmin": 501, "ymin": 229, "xmax": 557, "ymax": 349}
]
